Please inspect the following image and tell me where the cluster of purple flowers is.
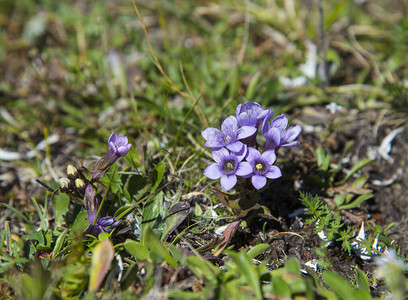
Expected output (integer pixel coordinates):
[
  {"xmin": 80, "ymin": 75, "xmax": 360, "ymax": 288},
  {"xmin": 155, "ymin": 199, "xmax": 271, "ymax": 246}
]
[{"xmin": 202, "ymin": 101, "xmax": 301, "ymax": 191}]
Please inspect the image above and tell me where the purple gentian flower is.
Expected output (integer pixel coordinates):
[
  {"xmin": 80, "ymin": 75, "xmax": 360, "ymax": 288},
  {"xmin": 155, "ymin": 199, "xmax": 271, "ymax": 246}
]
[
  {"xmin": 108, "ymin": 132, "xmax": 132, "ymax": 157},
  {"xmin": 84, "ymin": 183, "xmax": 119, "ymax": 237},
  {"xmin": 245, "ymin": 147, "xmax": 282, "ymax": 190},
  {"xmin": 235, "ymin": 101, "xmax": 270, "ymax": 128},
  {"xmin": 204, "ymin": 147, "xmax": 252, "ymax": 191},
  {"xmin": 92, "ymin": 132, "xmax": 132, "ymax": 181},
  {"xmin": 201, "ymin": 116, "xmax": 256, "ymax": 152},
  {"xmin": 262, "ymin": 114, "xmax": 301, "ymax": 151}
]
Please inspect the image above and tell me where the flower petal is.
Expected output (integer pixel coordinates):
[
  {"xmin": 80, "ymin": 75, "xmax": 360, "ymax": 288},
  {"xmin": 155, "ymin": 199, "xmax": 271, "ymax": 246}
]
[
  {"xmin": 235, "ymin": 103, "xmax": 243, "ymax": 117},
  {"xmin": 98, "ymin": 216, "xmax": 116, "ymax": 227},
  {"xmin": 108, "ymin": 132, "xmax": 117, "ymax": 143},
  {"xmin": 272, "ymin": 114, "xmax": 288, "ymax": 130},
  {"xmin": 264, "ymin": 127, "xmax": 281, "ymax": 150},
  {"xmin": 236, "ymin": 161, "xmax": 253, "ymax": 177},
  {"xmin": 221, "ymin": 116, "xmax": 238, "ymax": 132},
  {"xmin": 202, "ymin": 128, "xmax": 224, "ymax": 148},
  {"xmin": 265, "ymin": 166, "xmax": 282, "ymax": 179},
  {"xmin": 237, "ymin": 126, "xmax": 257, "ymax": 140},
  {"xmin": 261, "ymin": 110, "xmax": 274, "ymax": 136},
  {"xmin": 204, "ymin": 163, "xmax": 223, "ymax": 179},
  {"xmin": 246, "ymin": 147, "xmax": 260, "ymax": 163},
  {"xmin": 283, "ymin": 125, "xmax": 302, "ymax": 143},
  {"xmin": 221, "ymin": 174, "xmax": 237, "ymax": 191},
  {"xmin": 201, "ymin": 127, "xmax": 218, "ymax": 141},
  {"xmin": 115, "ymin": 135, "xmax": 129, "ymax": 146},
  {"xmin": 117, "ymin": 144, "xmax": 132, "ymax": 156},
  {"xmin": 109, "ymin": 141, "xmax": 117, "ymax": 153},
  {"xmin": 281, "ymin": 141, "xmax": 300, "ymax": 147},
  {"xmin": 251, "ymin": 174, "xmax": 267, "ymax": 190},
  {"xmin": 257, "ymin": 108, "xmax": 272, "ymax": 123},
  {"xmin": 234, "ymin": 144, "xmax": 247, "ymax": 162},
  {"xmin": 211, "ymin": 148, "xmax": 229, "ymax": 164},
  {"xmin": 261, "ymin": 149, "xmax": 276, "ymax": 164},
  {"xmin": 226, "ymin": 141, "xmax": 243, "ymax": 152}
]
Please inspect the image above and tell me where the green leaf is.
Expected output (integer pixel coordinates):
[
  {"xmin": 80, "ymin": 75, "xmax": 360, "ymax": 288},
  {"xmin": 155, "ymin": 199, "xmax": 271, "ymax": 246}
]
[
  {"xmin": 194, "ymin": 203, "xmax": 203, "ymax": 217},
  {"xmin": 236, "ymin": 252, "xmax": 263, "ymax": 300},
  {"xmin": 162, "ymin": 202, "xmax": 191, "ymax": 241},
  {"xmin": 356, "ymin": 269, "xmax": 370, "ymax": 295},
  {"xmin": 124, "ymin": 239, "xmax": 150, "ymax": 261},
  {"xmin": 316, "ymin": 147, "xmax": 330, "ymax": 171},
  {"xmin": 88, "ymin": 240, "xmax": 114, "ymax": 292},
  {"xmin": 338, "ymin": 193, "xmax": 373, "ymax": 210},
  {"xmin": 338, "ymin": 158, "xmax": 372, "ymax": 185},
  {"xmin": 285, "ymin": 258, "xmax": 301, "ymax": 276},
  {"xmin": 141, "ymin": 191, "xmax": 164, "ymax": 244},
  {"xmin": 184, "ymin": 256, "xmax": 218, "ymax": 281},
  {"xmin": 352, "ymin": 175, "xmax": 368, "ymax": 189},
  {"xmin": 151, "ymin": 163, "xmax": 165, "ymax": 193},
  {"xmin": 70, "ymin": 210, "xmax": 89, "ymax": 237},
  {"xmin": 247, "ymin": 243, "xmax": 270, "ymax": 260},
  {"xmin": 143, "ymin": 227, "xmax": 177, "ymax": 267},
  {"xmin": 322, "ymin": 271, "xmax": 355, "ymax": 299},
  {"xmin": 53, "ymin": 193, "xmax": 70, "ymax": 226},
  {"xmin": 273, "ymin": 277, "xmax": 291, "ymax": 298},
  {"xmin": 20, "ymin": 270, "xmax": 49, "ymax": 300},
  {"xmin": 51, "ymin": 229, "xmax": 68, "ymax": 259},
  {"xmin": 316, "ymin": 147, "xmax": 325, "ymax": 167},
  {"xmin": 98, "ymin": 232, "xmax": 110, "ymax": 241},
  {"xmin": 113, "ymin": 204, "xmax": 136, "ymax": 219},
  {"xmin": 334, "ymin": 194, "xmax": 345, "ymax": 207}
]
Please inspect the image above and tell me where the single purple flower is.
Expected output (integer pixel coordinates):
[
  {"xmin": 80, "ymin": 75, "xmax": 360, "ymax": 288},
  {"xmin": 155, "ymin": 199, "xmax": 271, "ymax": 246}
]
[
  {"xmin": 204, "ymin": 147, "xmax": 252, "ymax": 191},
  {"xmin": 201, "ymin": 116, "xmax": 257, "ymax": 152},
  {"xmin": 84, "ymin": 183, "xmax": 119, "ymax": 237},
  {"xmin": 262, "ymin": 114, "xmax": 301, "ymax": 151},
  {"xmin": 235, "ymin": 101, "xmax": 270, "ymax": 128},
  {"xmin": 92, "ymin": 132, "xmax": 132, "ymax": 181},
  {"xmin": 245, "ymin": 147, "xmax": 282, "ymax": 190},
  {"xmin": 108, "ymin": 132, "xmax": 132, "ymax": 157}
]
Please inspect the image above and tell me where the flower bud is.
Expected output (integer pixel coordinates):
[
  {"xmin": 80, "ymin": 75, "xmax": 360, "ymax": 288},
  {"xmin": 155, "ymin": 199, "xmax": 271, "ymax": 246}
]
[
  {"xmin": 67, "ymin": 165, "xmax": 78, "ymax": 180},
  {"xmin": 59, "ymin": 178, "xmax": 70, "ymax": 191},
  {"xmin": 75, "ymin": 178, "xmax": 85, "ymax": 189}
]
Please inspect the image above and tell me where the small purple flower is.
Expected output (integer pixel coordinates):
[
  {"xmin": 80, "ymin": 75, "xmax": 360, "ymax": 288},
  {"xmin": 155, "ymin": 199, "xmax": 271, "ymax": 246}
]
[
  {"xmin": 262, "ymin": 114, "xmax": 302, "ymax": 151},
  {"xmin": 84, "ymin": 183, "xmax": 119, "ymax": 237},
  {"xmin": 235, "ymin": 101, "xmax": 270, "ymax": 128},
  {"xmin": 245, "ymin": 147, "xmax": 282, "ymax": 190},
  {"xmin": 108, "ymin": 132, "xmax": 132, "ymax": 157},
  {"xmin": 201, "ymin": 116, "xmax": 257, "ymax": 152},
  {"xmin": 92, "ymin": 132, "xmax": 132, "ymax": 181},
  {"xmin": 204, "ymin": 147, "xmax": 252, "ymax": 191}
]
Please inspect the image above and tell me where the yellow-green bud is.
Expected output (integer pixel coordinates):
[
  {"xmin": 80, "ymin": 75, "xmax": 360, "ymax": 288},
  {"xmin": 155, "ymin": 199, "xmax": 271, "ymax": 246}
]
[
  {"xmin": 59, "ymin": 178, "xmax": 70, "ymax": 189},
  {"xmin": 67, "ymin": 165, "xmax": 78, "ymax": 177},
  {"xmin": 75, "ymin": 178, "xmax": 85, "ymax": 189}
]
